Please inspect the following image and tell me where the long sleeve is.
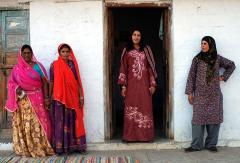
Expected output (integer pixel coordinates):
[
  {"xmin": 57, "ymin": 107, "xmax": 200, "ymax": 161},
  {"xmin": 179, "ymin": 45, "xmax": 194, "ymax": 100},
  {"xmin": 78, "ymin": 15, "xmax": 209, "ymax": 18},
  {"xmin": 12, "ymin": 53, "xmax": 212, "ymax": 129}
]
[
  {"xmin": 185, "ymin": 57, "xmax": 198, "ymax": 95},
  {"xmin": 219, "ymin": 55, "xmax": 235, "ymax": 82},
  {"xmin": 118, "ymin": 49, "xmax": 128, "ymax": 86}
]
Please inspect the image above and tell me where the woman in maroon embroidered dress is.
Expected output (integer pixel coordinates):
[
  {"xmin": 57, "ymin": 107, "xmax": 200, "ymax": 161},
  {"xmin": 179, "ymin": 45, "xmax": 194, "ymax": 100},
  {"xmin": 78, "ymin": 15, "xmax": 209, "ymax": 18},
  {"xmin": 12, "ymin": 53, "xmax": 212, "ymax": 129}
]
[{"xmin": 118, "ymin": 28, "xmax": 157, "ymax": 142}]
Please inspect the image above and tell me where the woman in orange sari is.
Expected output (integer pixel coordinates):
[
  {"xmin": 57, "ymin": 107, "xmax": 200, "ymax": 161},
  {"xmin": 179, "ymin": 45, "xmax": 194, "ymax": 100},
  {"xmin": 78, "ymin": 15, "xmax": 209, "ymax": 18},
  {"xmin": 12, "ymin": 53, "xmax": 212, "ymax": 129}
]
[{"xmin": 49, "ymin": 43, "xmax": 87, "ymax": 154}]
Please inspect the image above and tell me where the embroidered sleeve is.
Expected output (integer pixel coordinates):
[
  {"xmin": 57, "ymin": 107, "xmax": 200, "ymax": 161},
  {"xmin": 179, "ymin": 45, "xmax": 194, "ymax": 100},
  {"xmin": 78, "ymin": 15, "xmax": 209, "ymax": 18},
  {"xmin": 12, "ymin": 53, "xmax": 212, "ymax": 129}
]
[
  {"xmin": 219, "ymin": 55, "xmax": 235, "ymax": 82},
  {"xmin": 118, "ymin": 49, "xmax": 128, "ymax": 86},
  {"xmin": 185, "ymin": 57, "xmax": 198, "ymax": 95}
]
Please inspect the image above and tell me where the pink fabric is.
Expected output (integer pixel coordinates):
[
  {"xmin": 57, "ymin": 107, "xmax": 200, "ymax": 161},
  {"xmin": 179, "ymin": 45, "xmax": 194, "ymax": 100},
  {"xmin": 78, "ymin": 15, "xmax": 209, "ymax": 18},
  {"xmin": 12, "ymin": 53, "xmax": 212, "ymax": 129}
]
[{"xmin": 5, "ymin": 48, "xmax": 52, "ymax": 141}]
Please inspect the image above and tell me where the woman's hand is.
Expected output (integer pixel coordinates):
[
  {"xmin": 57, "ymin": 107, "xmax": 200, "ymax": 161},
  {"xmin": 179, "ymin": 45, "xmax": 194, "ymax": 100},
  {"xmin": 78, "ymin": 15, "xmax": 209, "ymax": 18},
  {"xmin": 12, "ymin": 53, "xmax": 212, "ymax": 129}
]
[
  {"xmin": 44, "ymin": 98, "xmax": 50, "ymax": 110},
  {"xmin": 219, "ymin": 75, "xmax": 225, "ymax": 81},
  {"xmin": 80, "ymin": 97, "xmax": 84, "ymax": 107},
  {"xmin": 16, "ymin": 87, "xmax": 26, "ymax": 99},
  {"xmin": 79, "ymin": 87, "xmax": 84, "ymax": 107},
  {"xmin": 16, "ymin": 87, "xmax": 22, "ymax": 96},
  {"xmin": 149, "ymin": 86, "xmax": 156, "ymax": 95},
  {"xmin": 121, "ymin": 86, "xmax": 127, "ymax": 97},
  {"xmin": 188, "ymin": 94, "xmax": 194, "ymax": 105}
]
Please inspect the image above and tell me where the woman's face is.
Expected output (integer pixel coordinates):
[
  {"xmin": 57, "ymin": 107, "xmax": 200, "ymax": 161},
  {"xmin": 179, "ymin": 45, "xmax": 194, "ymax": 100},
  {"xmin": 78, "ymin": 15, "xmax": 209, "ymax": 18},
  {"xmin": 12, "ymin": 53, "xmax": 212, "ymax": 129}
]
[
  {"xmin": 201, "ymin": 40, "xmax": 209, "ymax": 53},
  {"xmin": 59, "ymin": 47, "xmax": 70, "ymax": 61},
  {"xmin": 132, "ymin": 30, "xmax": 141, "ymax": 45},
  {"xmin": 22, "ymin": 48, "xmax": 32, "ymax": 63}
]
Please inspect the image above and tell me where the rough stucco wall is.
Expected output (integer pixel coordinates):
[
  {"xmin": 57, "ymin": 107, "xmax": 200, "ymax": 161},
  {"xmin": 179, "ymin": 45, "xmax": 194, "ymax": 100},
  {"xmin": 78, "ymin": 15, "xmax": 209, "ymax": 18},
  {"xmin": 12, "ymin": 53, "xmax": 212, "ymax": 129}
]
[
  {"xmin": 30, "ymin": 1, "xmax": 104, "ymax": 142},
  {"xmin": 172, "ymin": 0, "xmax": 240, "ymax": 145}
]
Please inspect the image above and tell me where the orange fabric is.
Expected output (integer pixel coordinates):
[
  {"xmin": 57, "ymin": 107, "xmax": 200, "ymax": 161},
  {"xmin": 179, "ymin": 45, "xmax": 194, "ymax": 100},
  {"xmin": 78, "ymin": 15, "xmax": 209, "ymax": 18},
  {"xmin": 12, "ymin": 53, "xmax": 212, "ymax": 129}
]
[{"xmin": 53, "ymin": 44, "xmax": 85, "ymax": 137}]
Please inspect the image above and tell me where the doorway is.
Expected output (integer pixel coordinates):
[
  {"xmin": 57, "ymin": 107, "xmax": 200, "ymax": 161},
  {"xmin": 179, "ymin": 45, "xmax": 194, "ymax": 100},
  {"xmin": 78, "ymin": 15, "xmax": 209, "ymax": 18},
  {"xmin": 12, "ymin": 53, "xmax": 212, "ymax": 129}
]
[{"xmin": 104, "ymin": 6, "xmax": 172, "ymax": 140}]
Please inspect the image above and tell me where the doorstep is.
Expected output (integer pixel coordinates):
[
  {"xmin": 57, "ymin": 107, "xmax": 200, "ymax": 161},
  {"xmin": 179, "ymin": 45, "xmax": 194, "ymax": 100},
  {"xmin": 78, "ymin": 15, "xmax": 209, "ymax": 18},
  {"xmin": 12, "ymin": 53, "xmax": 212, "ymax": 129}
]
[
  {"xmin": 88, "ymin": 139, "xmax": 189, "ymax": 151},
  {"xmin": 0, "ymin": 139, "xmax": 189, "ymax": 151},
  {"xmin": 1, "ymin": 139, "xmax": 240, "ymax": 151}
]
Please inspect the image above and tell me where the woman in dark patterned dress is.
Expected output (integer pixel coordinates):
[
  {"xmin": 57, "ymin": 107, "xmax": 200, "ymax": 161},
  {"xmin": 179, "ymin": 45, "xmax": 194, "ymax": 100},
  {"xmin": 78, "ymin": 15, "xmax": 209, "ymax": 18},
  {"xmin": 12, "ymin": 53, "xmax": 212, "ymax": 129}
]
[
  {"xmin": 185, "ymin": 36, "xmax": 235, "ymax": 152},
  {"xmin": 49, "ymin": 43, "xmax": 87, "ymax": 154},
  {"xmin": 118, "ymin": 28, "xmax": 157, "ymax": 142}
]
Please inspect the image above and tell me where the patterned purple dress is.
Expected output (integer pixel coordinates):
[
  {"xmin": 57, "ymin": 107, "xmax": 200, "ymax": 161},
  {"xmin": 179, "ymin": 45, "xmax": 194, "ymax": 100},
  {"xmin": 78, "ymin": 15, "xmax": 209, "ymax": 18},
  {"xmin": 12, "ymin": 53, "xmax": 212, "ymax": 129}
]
[
  {"xmin": 185, "ymin": 55, "xmax": 235, "ymax": 125},
  {"xmin": 50, "ymin": 60, "xmax": 86, "ymax": 154}
]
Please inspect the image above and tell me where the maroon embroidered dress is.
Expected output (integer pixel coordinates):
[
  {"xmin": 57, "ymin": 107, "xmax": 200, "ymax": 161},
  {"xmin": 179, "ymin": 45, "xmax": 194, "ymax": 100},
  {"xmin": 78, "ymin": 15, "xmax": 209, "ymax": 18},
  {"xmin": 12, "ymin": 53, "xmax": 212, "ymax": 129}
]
[{"xmin": 118, "ymin": 47, "xmax": 157, "ymax": 141}]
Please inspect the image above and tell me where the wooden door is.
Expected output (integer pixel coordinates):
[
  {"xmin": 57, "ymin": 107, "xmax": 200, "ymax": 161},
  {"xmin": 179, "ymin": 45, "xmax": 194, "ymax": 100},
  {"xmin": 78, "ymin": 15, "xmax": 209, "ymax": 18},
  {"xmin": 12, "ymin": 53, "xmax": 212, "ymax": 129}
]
[
  {"xmin": 104, "ymin": 8, "xmax": 115, "ymax": 139},
  {"xmin": 162, "ymin": 8, "xmax": 173, "ymax": 139},
  {"xmin": 0, "ymin": 10, "xmax": 29, "ymax": 137}
]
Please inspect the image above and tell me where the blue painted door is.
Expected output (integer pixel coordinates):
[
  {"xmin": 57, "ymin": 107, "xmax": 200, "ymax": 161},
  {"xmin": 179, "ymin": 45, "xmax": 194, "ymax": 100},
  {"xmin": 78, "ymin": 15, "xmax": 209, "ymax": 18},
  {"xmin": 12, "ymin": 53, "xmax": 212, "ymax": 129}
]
[{"xmin": 0, "ymin": 10, "xmax": 29, "ymax": 130}]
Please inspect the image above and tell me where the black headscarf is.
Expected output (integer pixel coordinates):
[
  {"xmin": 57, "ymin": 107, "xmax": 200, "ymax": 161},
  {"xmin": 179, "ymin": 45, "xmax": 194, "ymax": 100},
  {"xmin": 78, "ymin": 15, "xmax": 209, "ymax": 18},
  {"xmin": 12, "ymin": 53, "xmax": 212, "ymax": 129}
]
[{"xmin": 196, "ymin": 36, "xmax": 217, "ymax": 84}]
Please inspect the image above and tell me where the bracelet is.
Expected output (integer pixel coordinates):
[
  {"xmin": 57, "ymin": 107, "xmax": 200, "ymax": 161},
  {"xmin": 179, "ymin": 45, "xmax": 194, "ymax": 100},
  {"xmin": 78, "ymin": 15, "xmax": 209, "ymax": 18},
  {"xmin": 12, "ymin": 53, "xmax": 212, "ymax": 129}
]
[{"xmin": 18, "ymin": 91, "xmax": 26, "ymax": 99}]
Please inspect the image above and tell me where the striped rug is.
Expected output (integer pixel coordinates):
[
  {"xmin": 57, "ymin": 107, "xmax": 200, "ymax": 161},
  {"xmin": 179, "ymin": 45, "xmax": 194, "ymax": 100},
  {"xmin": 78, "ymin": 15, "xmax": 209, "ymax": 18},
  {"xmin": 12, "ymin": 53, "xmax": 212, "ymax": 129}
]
[{"xmin": 0, "ymin": 154, "xmax": 138, "ymax": 163}]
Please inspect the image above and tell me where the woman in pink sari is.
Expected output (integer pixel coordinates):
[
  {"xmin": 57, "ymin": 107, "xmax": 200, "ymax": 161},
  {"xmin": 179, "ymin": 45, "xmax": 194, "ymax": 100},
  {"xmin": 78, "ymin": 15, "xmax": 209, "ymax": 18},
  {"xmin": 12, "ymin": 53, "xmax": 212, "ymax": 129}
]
[{"xmin": 5, "ymin": 45, "xmax": 54, "ymax": 157}]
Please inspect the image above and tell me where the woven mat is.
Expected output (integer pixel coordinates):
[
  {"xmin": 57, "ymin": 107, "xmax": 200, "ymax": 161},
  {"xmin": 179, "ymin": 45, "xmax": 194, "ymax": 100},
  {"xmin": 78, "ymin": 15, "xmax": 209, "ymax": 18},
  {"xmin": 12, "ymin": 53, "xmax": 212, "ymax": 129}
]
[{"xmin": 0, "ymin": 154, "xmax": 139, "ymax": 163}]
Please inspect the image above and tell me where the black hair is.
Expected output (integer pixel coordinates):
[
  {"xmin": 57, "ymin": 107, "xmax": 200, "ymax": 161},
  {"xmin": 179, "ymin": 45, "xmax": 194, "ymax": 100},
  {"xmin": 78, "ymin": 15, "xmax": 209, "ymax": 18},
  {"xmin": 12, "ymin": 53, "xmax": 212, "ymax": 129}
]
[
  {"xmin": 21, "ymin": 44, "xmax": 33, "ymax": 53},
  {"xmin": 126, "ymin": 27, "xmax": 146, "ymax": 51},
  {"xmin": 59, "ymin": 44, "xmax": 71, "ymax": 53}
]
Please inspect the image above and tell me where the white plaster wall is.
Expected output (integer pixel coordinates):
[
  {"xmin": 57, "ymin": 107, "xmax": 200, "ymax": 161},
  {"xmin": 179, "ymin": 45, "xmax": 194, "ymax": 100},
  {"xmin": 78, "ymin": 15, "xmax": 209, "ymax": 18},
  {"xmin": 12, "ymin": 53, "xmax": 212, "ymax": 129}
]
[
  {"xmin": 172, "ymin": 0, "xmax": 240, "ymax": 144},
  {"xmin": 28, "ymin": 0, "xmax": 240, "ymax": 145},
  {"xmin": 30, "ymin": 1, "xmax": 104, "ymax": 142}
]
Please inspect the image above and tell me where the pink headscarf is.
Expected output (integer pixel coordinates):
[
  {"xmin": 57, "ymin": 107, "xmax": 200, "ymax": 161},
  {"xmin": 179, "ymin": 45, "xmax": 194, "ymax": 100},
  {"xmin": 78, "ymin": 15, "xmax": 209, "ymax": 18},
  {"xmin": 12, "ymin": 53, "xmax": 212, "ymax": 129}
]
[
  {"xmin": 5, "ymin": 45, "xmax": 52, "ymax": 141},
  {"xmin": 5, "ymin": 47, "xmax": 47, "ymax": 111}
]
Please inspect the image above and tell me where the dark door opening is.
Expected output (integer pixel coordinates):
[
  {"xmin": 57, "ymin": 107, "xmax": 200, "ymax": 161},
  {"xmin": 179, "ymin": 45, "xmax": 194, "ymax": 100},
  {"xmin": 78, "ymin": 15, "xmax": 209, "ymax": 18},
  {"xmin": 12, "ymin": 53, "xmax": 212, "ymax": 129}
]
[{"xmin": 110, "ymin": 8, "xmax": 168, "ymax": 139}]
